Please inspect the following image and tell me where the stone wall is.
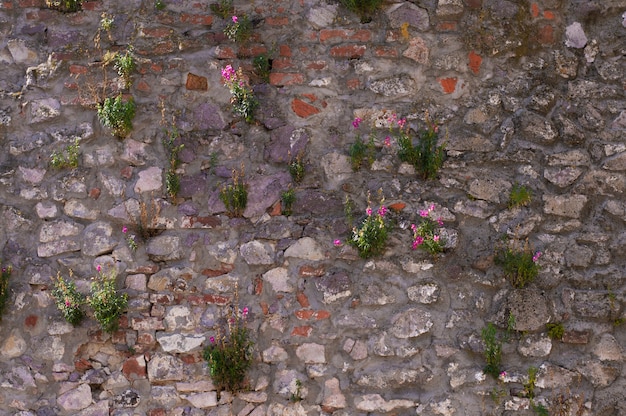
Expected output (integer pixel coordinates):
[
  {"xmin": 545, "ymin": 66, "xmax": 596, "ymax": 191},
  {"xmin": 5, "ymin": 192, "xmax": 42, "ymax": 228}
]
[{"xmin": 0, "ymin": 0, "xmax": 625, "ymax": 415}]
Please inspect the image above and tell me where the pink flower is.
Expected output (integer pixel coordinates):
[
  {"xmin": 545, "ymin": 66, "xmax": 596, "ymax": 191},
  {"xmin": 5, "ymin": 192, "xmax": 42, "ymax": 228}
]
[
  {"xmin": 352, "ymin": 117, "xmax": 362, "ymax": 129},
  {"xmin": 500, "ymin": 371, "xmax": 507, "ymax": 378},
  {"xmin": 434, "ymin": 125, "xmax": 439, "ymax": 133},
  {"xmin": 410, "ymin": 223, "xmax": 417, "ymax": 232},
  {"xmin": 412, "ymin": 236, "xmax": 424, "ymax": 249},
  {"xmin": 65, "ymin": 299, "xmax": 71, "ymax": 307},
  {"xmin": 397, "ymin": 118, "xmax": 407, "ymax": 128},
  {"xmin": 242, "ymin": 307, "xmax": 249, "ymax": 317},
  {"xmin": 429, "ymin": 204, "xmax": 436, "ymax": 211},
  {"xmin": 433, "ymin": 235, "xmax": 440, "ymax": 242},
  {"xmin": 366, "ymin": 207, "xmax": 372, "ymax": 216},
  {"xmin": 420, "ymin": 209, "xmax": 429, "ymax": 218},
  {"xmin": 96, "ymin": 265, "xmax": 102, "ymax": 273},
  {"xmin": 221, "ymin": 65, "xmax": 235, "ymax": 81},
  {"xmin": 122, "ymin": 225, "xmax": 128, "ymax": 234},
  {"xmin": 437, "ymin": 217, "xmax": 444, "ymax": 226},
  {"xmin": 333, "ymin": 239, "xmax": 342, "ymax": 247},
  {"xmin": 384, "ymin": 136, "xmax": 391, "ymax": 147},
  {"xmin": 210, "ymin": 336, "xmax": 215, "ymax": 344},
  {"xmin": 532, "ymin": 251, "xmax": 542, "ymax": 262},
  {"xmin": 377, "ymin": 206, "xmax": 387, "ymax": 217},
  {"xmin": 232, "ymin": 15, "xmax": 238, "ymax": 23}
]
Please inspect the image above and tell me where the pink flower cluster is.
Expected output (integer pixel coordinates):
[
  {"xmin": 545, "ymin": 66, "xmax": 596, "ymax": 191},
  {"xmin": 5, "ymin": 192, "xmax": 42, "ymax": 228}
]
[
  {"xmin": 532, "ymin": 251, "xmax": 542, "ymax": 262},
  {"xmin": 352, "ymin": 117, "xmax": 362, "ymax": 129},
  {"xmin": 221, "ymin": 65, "xmax": 236, "ymax": 82}
]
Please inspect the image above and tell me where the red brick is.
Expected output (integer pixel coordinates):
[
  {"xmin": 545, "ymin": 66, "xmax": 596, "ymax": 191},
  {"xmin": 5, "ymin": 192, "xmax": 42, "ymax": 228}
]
[
  {"xmin": 346, "ymin": 78, "xmax": 361, "ymax": 90},
  {"xmin": 180, "ymin": 352, "xmax": 202, "ymax": 364},
  {"xmin": 292, "ymin": 98, "xmax": 321, "ymax": 118},
  {"xmin": 69, "ymin": 65, "xmax": 87, "ymax": 75},
  {"xmin": 74, "ymin": 358, "xmax": 92, "ymax": 372},
  {"xmin": 314, "ymin": 310, "xmax": 331, "ymax": 320},
  {"xmin": 260, "ymin": 302, "xmax": 269, "ymax": 315},
  {"xmin": 131, "ymin": 317, "xmax": 165, "ymax": 331},
  {"xmin": 82, "ymin": 1, "xmax": 100, "ymax": 10},
  {"xmin": 306, "ymin": 61, "xmax": 327, "ymax": 70},
  {"xmin": 438, "ymin": 77, "xmax": 457, "ymax": 94},
  {"xmin": 215, "ymin": 46, "xmax": 236, "ymax": 59},
  {"xmin": 330, "ymin": 45, "xmax": 366, "ymax": 59},
  {"xmin": 291, "ymin": 325, "xmax": 312, "ymax": 337},
  {"xmin": 538, "ymin": 24, "xmax": 554, "ymax": 45},
  {"xmin": 388, "ymin": 202, "xmax": 406, "ymax": 212},
  {"xmin": 180, "ymin": 13, "xmax": 213, "ymax": 25},
  {"xmin": 18, "ymin": 0, "xmax": 43, "ymax": 7},
  {"xmin": 272, "ymin": 57, "xmax": 294, "ymax": 70},
  {"xmin": 279, "ymin": 44, "xmax": 292, "ymax": 57},
  {"xmin": 374, "ymin": 46, "xmax": 398, "ymax": 58},
  {"xmin": 25, "ymin": 315, "xmax": 38, "ymax": 328},
  {"xmin": 437, "ymin": 21, "xmax": 458, "ymax": 31},
  {"xmin": 266, "ymin": 16, "xmax": 289, "ymax": 26},
  {"xmin": 89, "ymin": 188, "xmax": 101, "ymax": 199},
  {"xmin": 0, "ymin": 1, "xmax": 14, "ymax": 9},
  {"xmin": 269, "ymin": 200, "xmax": 282, "ymax": 216},
  {"xmin": 463, "ymin": 0, "xmax": 482, "ymax": 9},
  {"xmin": 270, "ymin": 72, "xmax": 305, "ymax": 86},
  {"xmin": 238, "ymin": 45, "xmax": 268, "ymax": 58},
  {"xmin": 299, "ymin": 265, "xmax": 325, "ymax": 277},
  {"xmin": 296, "ymin": 292, "xmax": 310, "ymax": 308},
  {"xmin": 530, "ymin": 3, "xmax": 540, "ymax": 18},
  {"xmin": 295, "ymin": 310, "xmax": 315, "ymax": 320},
  {"xmin": 254, "ymin": 277, "xmax": 263, "ymax": 295},
  {"xmin": 136, "ymin": 80, "xmax": 151, "ymax": 93},
  {"xmin": 123, "ymin": 355, "xmax": 147, "ymax": 380},
  {"xmin": 141, "ymin": 27, "xmax": 172, "ymax": 38},
  {"xmin": 543, "ymin": 10, "xmax": 555, "ymax": 20},
  {"xmin": 185, "ymin": 72, "xmax": 208, "ymax": 91},
  {"xmin": 468, "ymin": 51, "xmax": 482, "ymax": 75},
  {"xmin": 562, "ymin": 330, "xmax": 589, "ymax": 344},
  {"xmin": 319, "ymin": 29, "xmax": 371, "ymax": 43},
  {"xmin": 137, "ymin": 331, "xmax": 156, "ymax": 346}
]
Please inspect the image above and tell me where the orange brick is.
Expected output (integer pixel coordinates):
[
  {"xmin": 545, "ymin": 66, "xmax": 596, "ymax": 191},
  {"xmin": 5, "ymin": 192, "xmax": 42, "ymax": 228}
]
[
  {"xmin": 543, "ymin": 10, "xmax": 555, "ymax": 20},
  {"xmin": 279, "ymin": 44, "xmax": 292, "ymax": 57},
  {"xmin": 295, "ymin": 310, "xmax": 315, "ymax": 320},
  {"xmin": 468, "ymin": 51, "xmax": 482, "ymax": 75},
  {"xmin": 306, "ymin": 61, "xmax": 327, "ymax": 70},
  {"xmin": 313, "ymin": 310, "xmax": 330, "ymax": 320},
  {"xmin": 266, "ymin": 16, "xmax": 289, "ymax": 26},
  {"xmin": 531, "ymin": 3, "xmax": 540, "ymax": 18},
  {"xmin": 296, "ymin": 292, "xmax": 310, "ymax": 308},
  {"xmin": 346, "ymin": 78, "xmax": 361, "ymax": 90},
  {"xmin": 439, "ymin": 77, "xmax": 457, "ymax": 94},
  {"xmin": 291, "ymin": 325, "xmax": 312, "ymax": 337},
  {"xmin": 330, "ymin": 45, "xmax": 366, "ymax": 59},
  {"xmin": 270, "ymin": 72, "xmax": 305, "ymax": 86},
  {"xmin": 291, "ymin": 99, "xmax": 320, "ymax": 118},
  {"xmin": 180, "ymin": 13, "xmax": 213, "ymax": 25},
  {"xmin": 215, "ymin": 46, "xmax": 236, "ymax": 59},
  {"xmin": 374, "ymin": 46, "xmax": 398, "ymax": 58}
]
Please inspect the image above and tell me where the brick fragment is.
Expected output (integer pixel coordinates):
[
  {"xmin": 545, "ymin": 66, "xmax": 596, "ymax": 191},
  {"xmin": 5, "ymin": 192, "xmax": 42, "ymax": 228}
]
[
  {"xmin": 538, "ymin": 24, "xmax": 554, "ymax": 45},
  {"xmin": 299, "ymin": 265, "xmax": 325, "ymax": 277},
  {"xmin": 270, "ymin": 72, "xmax": 305, "ymax": 86},
  {"xmin": 180, "ymin": 13, "xmax": 213, "ymax": 25},
  {"xmin": 186, "ymin": 73, "xmax": 208, "ymax": 91},
  {"xmin": 438, "ymin": 77, "xmax": 457, "ymax": 94},
  {"xmin": 291, "ymin": 98, "xmax": 320, "ymax": 118},
  {"xmin": 468, "ymin": 51, "xmax": 482, "ymax": 75},
  {"xmin": 296, "ymin": 292, "xmax": 310, "ymax": 308},
  {"xmin": 330, "ymin": 45, "xmax": 366, "ymax": 59},
  {"xmin": 291, "ymin": 326, "xmax": 313, "ymax": 337},
  {"xmin": 266, "ymin": 16, "xmax": 289, "ymax": 26}
]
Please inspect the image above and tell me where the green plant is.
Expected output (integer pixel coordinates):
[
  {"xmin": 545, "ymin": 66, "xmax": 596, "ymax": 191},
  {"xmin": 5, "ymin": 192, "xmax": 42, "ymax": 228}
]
[
  {"xmin": 290, "ymin": 379, "xmax": 303, "ymax": 402},
  {"xmin": 94, "ymin": 13, "xmax": 115, "ymax": 49},
  {"xmin": 221, "ymin": 65, "xmax": 258, "ymax": 123},
  {"xmin": 396, "ymin": 114, "xmax": 446, "ymax": 180},
  {"xmin": 509, "ymin": 183, "xmax": 532, "ymax": 208},
  {"xmin": 97, "ymin": 94, "xmax": 136, "ymax": 138},
  {"xmin": 45, "ymin": 0, "xmax": 82, "ymax": 12},
  {"xmin": 253, "ymin": 54, "xmax": 272, "ymax": 83},
  {"xmin": 224, "ymin": 14, "xmax": 252, "ymax": 43},
  {"xmin": 348, "ymin": 191, "xmax": 389, "ymax": 258},
  {"xmin": 51, "ymin": 270, "xmax": 85, "ymax": 326},
  {"xmin": 122, "ymin": 225, "xmax": 138, "ymax": 251},
  {"xmin": 203, "ymin": 287, "xmax": 253, "ymax": 397},
  {"xmin": 88, "ymin": 266, "xmax": 128, "ymax": 333},
  {"xmin": 495, "ymin": 238, "xmax": 541, "ymax": 289},
  {"xmin": 114, "ymin": 48, "xmax": 136, "ymax": 89},
  {"xmin": 281, "ymin": 187, "xmax": 296, "ymax": 216},
  {"xmin": 411, "ymin": 204, "xmax": 446, "ymax": 255},
  {"xmin": 0, "ymin": 264, "xmax": 12, "ymax": 321},
  {"xmin": 344, "ymin": 195, "xmax": 355, "ymax": 228},
  {"xmin": 489, "ymin": 387, "xmax": 507, "ymax": 405},
  {"xmin": 532, "ymin": 403, "xmax": 549, "ymax": 416},
  {"xmin": 154, "ymin": 0, "xmax": 165, "ymax": 10},
  {"xmin": 339, "ymin": 0, "xmax": 384, "ymax": 23},
  {"xmin": 546, "ymin": 322, "xmax": 564, "ymax": 340},
  {"xmin": 210, "ymin": 0, "xmax": 234, "ymax": 19},
  {"xmin": 481, "ymin": 322, "xmax": 503, "ymax": 378},
  {"xmin": 50, "ymin": 138, "xmax": 80, "ymax": 169},
  {"xmin": 288, "ymin": 152, "xmax": 305, "ymax": 184},
  {"xmin": 524, "ymin": 366, "xmax": 539, "ymax": 399},
  {"xmin": 349, "ymin": 117, "xmax": 376, "ymax": 171},
  {"xmin": 220, "ymin": 165, "xmax": 248, "ymax": 217},
  {"xmin": 163, "ymin": 129, "xmax": 185, "ymax": 201}
]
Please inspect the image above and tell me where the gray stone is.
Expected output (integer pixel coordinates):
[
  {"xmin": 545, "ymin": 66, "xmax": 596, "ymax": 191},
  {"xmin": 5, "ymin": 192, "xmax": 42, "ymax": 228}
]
[
  {"xmin": 184, "ymin": 392, "xmax": 218, "ymax": 408},
  {"xmin": 295, "ymin": 343, "xmax": 325, "ymax": 364},
  {"xmin": 146, "ymin": 235, "xmax": 182, "ymax": 261},
  {"xmin": 264, "ymin": 126, "xmax": 309, "ymax": 164},
  {"xmin": 273, "ymin": 369, "xmax": 307, "ymax": 397},
  {"xmin": 570, "ymin": 291, "xmax": 612, "ymax": 319},
  {"xmin": 390, "ymin": 307, "xmax": 433, "ymax": 338},
  {"xmin": 0, "ymin": 330, "xmax": 27, "ymax": 359},
  {"xmin": 407, "ymin": 283, "xmax": 440, "ymax": 304},
  {"xmin": 360, "ymin": 283, "xmax": 396, "ymax": 305},
  {"xmin": 134, "ymin": 167, "xmax": 163, "ymax": 194},
  {"xmin": 322, "ymin": 378, "xmax": 346, "ymax": 410},
  {"xmin": 578, "ymin": 360, "xmax": 619, "ymax": 387},
  {"xmin": 343, "ymin": 338, "xmax": 368, "ymax": 360},
  {"xmin": 518, "ymin": 334, "xmax": 552, "ymax": 357},
  {"xmin": 150, "ymin": 385, "xmax": 180, "ymax": 407},
  {"xmin": 57, "ymin": 384, "xmax": 92, "ymax": 411},
  {"xmin": 355, "ymin": 365, "xmax": 425, "ymax": 388},
  {"xmin": 554, "ymin": 50, "xmax": 578, "ymax": 79},
  {"xmin": 368, "ymin": 75, "xmax": 416, "ymax": 96},
  {"xmin": 543, "ymin": 167, "xmax": 583, "ymax": 187},
  {"xmin": 98, "ymin": 173, "xmax": 125, "ymax": 197},
  {"xmin": 547, "ymin": 149, "xmax": 590, "ymax": 166},
  {"xmin": 468, "ymin": 178, "xmax": 510, "ymax": 203},
  {"xmin": 156, "ymin": 333, "xmax": 205, "ymax": 353},
  {"xmin": 4, "ymin": 365, "xmax": 37, "ymax": 390},
  {"xmin": 8, "ymin": 39, "xmax": 38, "ymax": 64},
  {"xmin": 82, "ymin": 221, "xmax": 116, "ymax": 256},
  {"xmin": 565, "ymin": 244, "xmax": 593, "ymax": 267},
  {"xmin": 307, "ymin": 4, "xmax": 338, "ymax": 28},
  {"xmin": 193, "ymin": 103, "xmax": 226, "ymax": 131},
  {"xmin": 64, "ymin": 199, "xmax": 100, "ymax": 220},
  {"xmin": 387, "ymin": 3, "xmax": 429, "ymax": 30},
  {"xmin": 147, "ymin": 353, "xmax": 185, "ymax": 382},
  {"xmin": 403, "ymin": 36, "xmax": 429, "ymax": 65},
  {"xmin": 163, "ymin": 305, "xmax": 195, "ymax": 331},
  {"xmin": 593, "ymin": 334, "xmax": 623, "ymax": 361},
  {"xmin": 240, "ymin": 240, "xmax": 275, "ymax": 265},
  {"xmin": 319, "ymin": 152, "xmax": 352, "ymax": 189},
  {"xmin": 565, "ymin": 22, "xmax": 588, "ymax": 48},
  {"xmin": 543, "ymin": 194, "xmax": 587, "ymax": 218},
  {"xmin": 84, "ymin": 146, "xmax": 116, "ymax": 167},
  {"xmin": 436, "ymin": 0, "xmax": 463, "ymax": 17},
  {"xmin": 39, "ymin": 220, "xmax": 83, "ymax": 243},
  {"xmin": 262, "ymin": 344, "xmax": 289, "ymax": 363},
  {"xmin": 500, "ymin": 289, "xmax": 549, "ymax": 332},
  {"xmin": 453, "ymin": 199, "xmax": 495, "ymax": 219},
  {"xmin": 447, "ymin": 362, "xmax": 485, "ymax": 389},
  {"xmin": 263, "ymin": 267, "xmax": 293, "ymax": 293},
  {"xmin": 574, "ymin": 170, "xmax": 626, "ymax": 195},
  {"xmin": 603, "ymin": 152, "xmax": 626, "ymax": 171},
  {"xmin": 315, "ymin": 271, "xmax": 351, "ymax": 303},
  {"xmin": 113, "ymin": 390, "xmax": 140, "ymax": 408},
  {"xmin": 30, "ymin": 98, "xmax": 61, "ymax": 123},
  {"xmin": 121, "ymin": 139, "xmax": 149, "ymax": 166},
  {"xmin": 284, "ymin": 237, "xmax": 325, "ymax": 261},
  {"xmin": 35, "ymin": 201, "xmax": 59, "ymax": 219},
  {"xmin": 19, "ymin": 166, "xmax": 46, "ymax": 184},
  {"xmin": 521, "ymin": 112, "xmax": 558, "ymax": 143}
]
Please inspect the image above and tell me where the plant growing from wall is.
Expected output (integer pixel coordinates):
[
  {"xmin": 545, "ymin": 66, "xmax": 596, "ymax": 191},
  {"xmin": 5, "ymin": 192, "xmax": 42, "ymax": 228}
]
[
  {"xmin": 203, "ymin": 286, "xmax": 253, "ymax": 397},
  {"xmin": 288, "ymin": 151, "xmax": 305, "ymax": 184},
  {"xmin": 347, "ymin": 190, "xmax": 389, "ymax": 258},
  {"xmin": 88, "ymin": 266, "xmax": 128, "ymax": 333},
  {"xmin": 481, "ymin": 322, "xmax": 503, "ymax": 378},
  {"xmin": 52, "ymin": 270, "xmax": 85, "ymax": 326},
  {"xmin": 220, "ymin": 165, "xmax": 248, "ymax": 217},
  {"xmin": 163, "ymin": 128, "xmax": 184, "ymax": 201},
  {"xmin": 349, "ymin": 117, "xmax": 375, "ymax": 171},
  {"xmin": 410, "ymin": 204, "xmax": 446, "ymax": 255},
  {"xmin": 97, "ymin": 94, "xmax": 136, "ymax": 138},
  {"xmin": 221, "ymin": 65, "xmax": 258, "ymax": 123},
  {"xmin": 122, "ymin": 225, "xmax": 138, "ymax": 251},
  {"xmin": 495, "ymin": 238, "xmax": 541, "ymax": 289},
  {"xmin": 155, "ymin": 0, "xmax": 166, "ymax": 10},
  {"xmin": 339, "ymin": 0, "xmax": 384, "ymax": 23},
  {"xmin": 114, "ymin": 48, "xmax": 136, "ymax": 89},
  {"xmin": 253, "ymin": 53, "xmax": 272, "ymax": 83},
  {"xmin": 50, "ymin": 138, "xmax": 80, "ymax": 169},
  {"xmin": 509, "ymin": 183, "xmax": 532, "ymax": 208},
  {"xmin": 210, "ymin": 0, "xmax": 234, "ymax": 19},
  {"xmin": 281, "ymin": 187, "xmax": 296, "ymax": 216},
  {"xmin": 45, "ymin": 0, "xmax": 82, "ymax": 12},
  {"xmin": 396, "ymin": 113, "xmax": 446, "ymax": 180},
  {"xmin": 546, "ymin": 322, "xmax": 564, "ymax": 340},
  {"xmin": 224, "ymin": 14, "xmax": 252, "ymax": 43},
  {"xmin": 0, "ymin": 264, "xmax": 12, "ymax": 321}
]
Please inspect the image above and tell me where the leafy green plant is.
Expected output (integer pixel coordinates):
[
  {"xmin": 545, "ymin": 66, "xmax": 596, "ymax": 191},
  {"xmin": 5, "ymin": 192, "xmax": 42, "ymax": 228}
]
[
  {"xmin": 348, "ymin": 191, "xmax": 389, "ymax": 258},
  {"xmin": 396, "ymin": 114, "xmax": 446, "ymax": 180},
  {"xmin": 45, "ymin": 0, "xmax": 82, "ymax": 12},
  {"xmin": 0, "ymin": 264, "xmax": 12, "ymax": 321},
  {"xmin": 220, "ymin": 165, "xmax": 248, "ymax": 217},
  {"xmin": 288, "ymin": 152, "xmax": 305, "ymax": 184},
  {"xmin": 163, "ymin": 129, "xmax": 184, "ymax": 201},
  {"xmin": 339, "ymin": 0, "xmax": 384, "ymax": 23},
  {"xmin": 253, "ymin": 54, "xmax": 272, "ymax": 83},
  {"xmin": 546, "ymin": 322, "xmax": 564, "ymax": 340},
  {"xmin": 509, "ymin": 183, "xmax": 532, "ymax": 208},
  {"xmin": 481, "ymin": 322, "xmax": 503, "ymax": 378},
  {"xmin": 97, "ymin": 94, "xmax": 136, "ymax": 138},
  {"xmin": 210, "ymin": 0, "xmax": 234, "ymax": 19},
  {"xmin": 154, "ymin": 0, "xmax": 165, "ymax": 10},
  {"xmin": 532, "ymin": 403, "xmax": 549, "ymax": 416},
  {"xmin": 221, "ymin": 65, "xmax": 258, "ymax": 123},
  {"xmin": 50, "ymin": 138, "xmax": 80, "ymax": 169},
  {"xmin": 349, "ymin": 117, "xmax": 376, "ymax": 171},
  {"xmin": 114, "ymin": 48, "xmax": 136, "ymax": 89},
  {"xmin": 489, "ymin": 387, "xmax": 507, "ymax": 405},
  {"xmin": 51, "ymin": 270, "xmax": 85, "ymax": 326},
  {"xmin": 95, "ymin": 13, "xmax": 115, "ymax": 49},
  {"xmin": 411, "ymin": 204, "xmax": 446, "ymax": 255},
  {"xmin": 290, "ymin": 379, "xmax": 303, "ymax": 402},
  {"xmin": 495, "ymin": 238, "xmax": 541, "ymax": 289},
  {"xmin": 88, "ymin": 266, "xmax": 128, "ymax": 333},
  {"xmin": 524, "ymin": 366, "xmax": 539, "ymax": 399},
  {"xmin": 281, "ymin": 187, "xmax": 296, "ymax": 216},
  {"xmin": 224, "ymin": 14, "xmax": 252, "ymax": 43},
  {"xmin": 203, "ymin": 288, "xmax": 253, "ymax": 397},
  {"xmin": 122, "ymin": 225, "xmax": 138, "ymax": 252}
]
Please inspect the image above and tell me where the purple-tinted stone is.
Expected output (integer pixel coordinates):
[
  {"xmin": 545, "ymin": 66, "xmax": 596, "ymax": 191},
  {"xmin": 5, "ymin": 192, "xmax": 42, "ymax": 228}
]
[
  {"xmin": 48, "ymin": 30, "xmax": 83, "ymax": 49},
  {"xmin": 264, "ymin": 125, "xmax": 309, "ymax": 164},
  {"xmin": 178, "ymin": 147, "xmax": 196, "ymax": 164},
  {"xmin": 177, "ymin": 202, "xmax": 199, "ymax": 216},
  {"xmin": 193, "ymin": 103, "xmax": 226, "ymax": 131},
  {"xmin": 263, "ymin": 117, "xmax": 287, "ymax": 130},
  {"xmin": 22, "ymin": 24, "xmax": 47, "ymax": 35},
  {"xmin": 213, "ymin": 166, "xmax": 233, "ymax": 178},
  {"xmin": 184, "ymin": 233, "xmax": 199, "ymax": 247},
  {"xmin": 178, "ymin": 174, "xmax": 209, "ymax": 198},
  {"xmin": 293, "ymin": 189, "xmax": 343, "ymax": 216},
  {"xmin": 244, "ymin": 172, "xmax": 292, "ymax": 218}
]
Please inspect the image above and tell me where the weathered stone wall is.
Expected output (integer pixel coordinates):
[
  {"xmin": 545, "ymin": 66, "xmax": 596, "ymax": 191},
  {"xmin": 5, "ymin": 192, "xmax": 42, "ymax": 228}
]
[{"xmin": 0, "ymin": 0, "xmax": 625, "ymax": 415}]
